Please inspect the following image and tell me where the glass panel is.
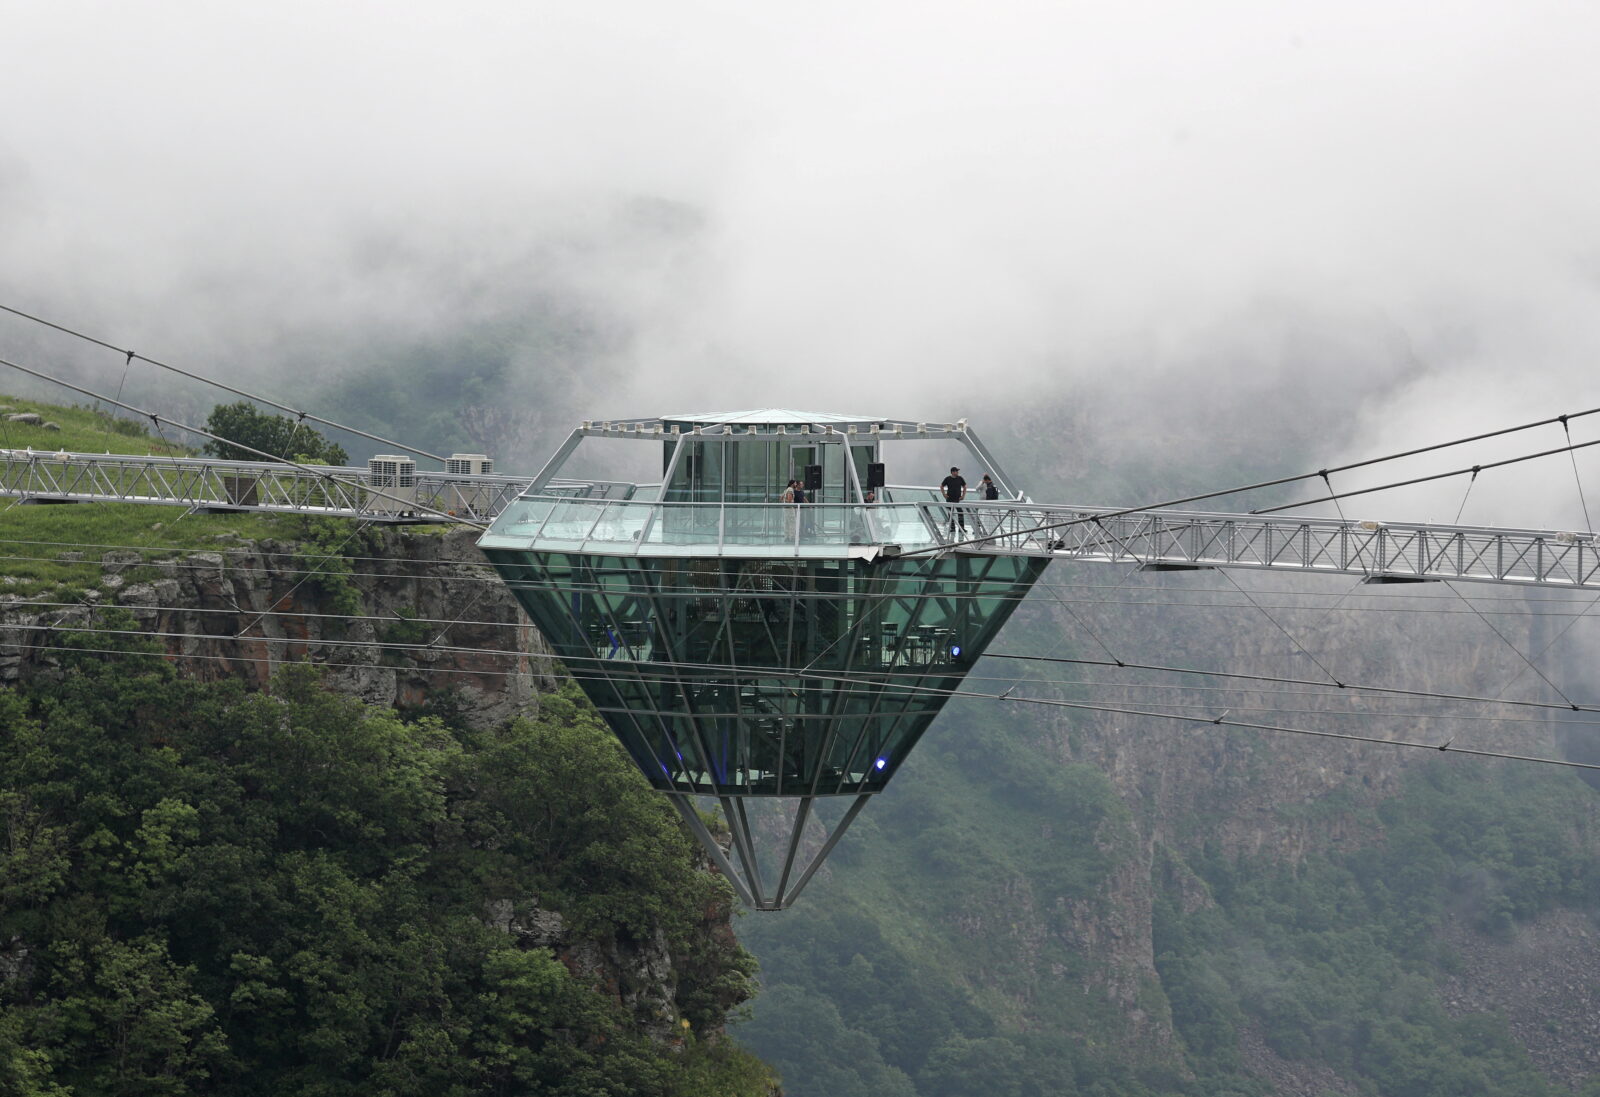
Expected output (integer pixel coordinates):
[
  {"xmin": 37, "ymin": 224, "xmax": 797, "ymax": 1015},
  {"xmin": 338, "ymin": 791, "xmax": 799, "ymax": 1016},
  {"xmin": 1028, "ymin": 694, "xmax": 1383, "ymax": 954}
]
[
  {"xmin": 485, "ymin": 498, "xmax": 555, "ymax": 539},
  {"xmin": 851, "ymin": 444, "xmax": 875, "ymax": 501},
  {"xmin": 483, "ymin": 550, "xmax": 1046, "ymax": 794},
  {"xmin": 583, "ymin": 501, "xmax": 651, "ymax": 544}
]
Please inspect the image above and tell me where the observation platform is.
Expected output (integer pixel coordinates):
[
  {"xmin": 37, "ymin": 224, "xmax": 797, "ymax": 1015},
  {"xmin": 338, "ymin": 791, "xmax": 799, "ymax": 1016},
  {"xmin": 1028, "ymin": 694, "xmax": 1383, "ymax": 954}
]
[
  {"xmin": 478, "ymin": 409, "xmax": 1045, "ymax": 908},
  {"xmin": 480, "ymin": 408, "xmax": 1600, "ymax": 909}
]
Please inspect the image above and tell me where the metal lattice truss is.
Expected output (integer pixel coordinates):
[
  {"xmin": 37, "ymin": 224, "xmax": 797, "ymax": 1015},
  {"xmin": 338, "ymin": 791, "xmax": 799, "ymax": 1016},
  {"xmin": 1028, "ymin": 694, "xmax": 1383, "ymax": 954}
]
[
  {"xmin": 0, "ymin": 450, "xmax": 533, "ymax": 523},
  {"xmin": 667, "ymin": 792, "xmax": 871, "ymax": 911},
  {"xmin": 957, "ymin": 503, "xmax": 1600, "ymax": 589}
]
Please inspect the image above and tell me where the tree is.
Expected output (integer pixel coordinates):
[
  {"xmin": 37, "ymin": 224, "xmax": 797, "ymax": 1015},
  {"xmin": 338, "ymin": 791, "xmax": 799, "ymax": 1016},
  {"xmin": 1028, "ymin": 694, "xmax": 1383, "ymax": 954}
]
[
  {"xmin": 0, "ymin": 654, "xmax": 762, "ymax": 1096},
  {"xmin": 202, "ymin": 402, "xmax": 348, "ymax": 465}
]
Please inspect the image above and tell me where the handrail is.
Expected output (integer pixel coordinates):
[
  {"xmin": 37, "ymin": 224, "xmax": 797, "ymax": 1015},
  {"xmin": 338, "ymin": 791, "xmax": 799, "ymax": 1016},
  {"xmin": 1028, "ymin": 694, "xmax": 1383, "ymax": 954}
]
[
  {"xmin": 485, "ymin": 493, "xmax": 1600, "ymax": 588},
  {"xmin": 0, "ymin": 449, "xmax": 533, "ymax": 523}
]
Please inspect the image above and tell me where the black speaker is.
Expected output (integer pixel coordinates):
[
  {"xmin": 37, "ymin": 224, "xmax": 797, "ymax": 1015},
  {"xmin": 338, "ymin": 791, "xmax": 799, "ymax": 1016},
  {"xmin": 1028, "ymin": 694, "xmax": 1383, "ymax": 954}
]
[
  {"xmin": 804, "ymin": 464, "xmax": 823, "ymax": 491},
  {"xmin": 866, "ymin": 462, "xmax": 885, "ymax": 489}
]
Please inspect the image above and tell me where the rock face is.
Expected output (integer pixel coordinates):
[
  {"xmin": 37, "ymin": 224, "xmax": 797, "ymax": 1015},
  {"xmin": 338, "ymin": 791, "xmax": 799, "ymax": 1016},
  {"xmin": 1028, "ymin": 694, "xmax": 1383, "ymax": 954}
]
[
  {"xmin": 1438, "ymin": 908, "xmax": 1600, "ymax": 1088},
  {"xmin": 483, "ymin": 887, "xmax": 747, "ymax": 1045},
  {"xmin": 1013, "ymin": 580, "xmax": 1600, "ymax": 1089},
  {"xmin": 1, "ymin": 526, "xmax": 556, "ymax": 729}
]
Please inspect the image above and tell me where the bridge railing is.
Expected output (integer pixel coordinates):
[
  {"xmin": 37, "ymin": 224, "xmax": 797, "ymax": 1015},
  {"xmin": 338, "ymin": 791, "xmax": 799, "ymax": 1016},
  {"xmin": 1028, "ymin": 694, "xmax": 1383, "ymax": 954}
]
[
  {"xmin": 936, "ymin": 501, "xmax": 1600, "ymax": 588},
  {"xmin": 0, "ymin": 450, "xmax": 534, "ymax": 522},
  {"xmin": 482, "ymin": 496, "xmax": 943, "ymax": 554}
]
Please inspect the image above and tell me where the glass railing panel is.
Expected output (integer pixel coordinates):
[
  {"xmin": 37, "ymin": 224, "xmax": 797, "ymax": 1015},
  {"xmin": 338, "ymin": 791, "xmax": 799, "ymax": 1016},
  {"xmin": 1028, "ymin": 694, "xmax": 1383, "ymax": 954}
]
[
  {"xmin": 869, "ymin": 504, "xmax": 941, "ymax": 547},
  {"xmin": 611, "ymin": 502, "xmax": 655, "ymax": 543},
  {"xmin": 719, "ymin": 505, "xmax": 782, "ymax": 545},
  {"xmin": 534, "ymin": 499, "xmax": 608, "ymax": 542},
  {"xmin": 578, "ymin": 501, "xmax": 652, "ymax": 545},
  {"xmin": 882, "ymin": 485, "xmax": 943, "ymax": 504},
  {"xmin": 650, "ymin": 503, "xmax": 723, "ymax": 546},
  {"xmin": 485, "ymin": 499, "xmax": 556, "ymax": 538},
  {"xmin": 495, "ymin": 498, "xmax": 943, "ymax": 552}
]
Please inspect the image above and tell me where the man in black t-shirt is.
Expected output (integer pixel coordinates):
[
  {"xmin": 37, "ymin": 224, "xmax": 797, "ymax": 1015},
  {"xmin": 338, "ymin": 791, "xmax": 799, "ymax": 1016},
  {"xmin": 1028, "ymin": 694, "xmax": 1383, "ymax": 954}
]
[{"xmin": 940, "ymin": 467, "xmax": 967, "ymax": 534}]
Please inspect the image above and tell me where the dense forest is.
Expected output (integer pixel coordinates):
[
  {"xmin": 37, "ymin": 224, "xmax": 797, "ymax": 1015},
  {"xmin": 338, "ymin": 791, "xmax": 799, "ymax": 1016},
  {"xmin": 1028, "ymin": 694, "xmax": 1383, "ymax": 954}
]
[{"xmin": 0, "ymin": 622, "xmax": 769, "ymax": 1096}]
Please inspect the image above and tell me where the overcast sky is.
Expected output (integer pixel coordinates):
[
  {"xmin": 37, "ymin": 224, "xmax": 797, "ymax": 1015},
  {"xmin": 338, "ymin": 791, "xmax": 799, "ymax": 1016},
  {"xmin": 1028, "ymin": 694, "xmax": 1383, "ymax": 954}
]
[{"xmin": 4, "ymin": 1, "xmax": 1600, "ymax": 523}]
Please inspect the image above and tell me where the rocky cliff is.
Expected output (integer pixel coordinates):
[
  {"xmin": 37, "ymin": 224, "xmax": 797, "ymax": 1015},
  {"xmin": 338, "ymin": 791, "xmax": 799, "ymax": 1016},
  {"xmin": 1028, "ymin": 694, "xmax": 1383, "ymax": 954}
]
[
  {"xmin": 1019, "ymin": 576, "xmax": 1600, "ymax": 1092},
  {"xmin": 740, "ymin": 567, "xmax": 1600, "ymax": 1096},
  {"xmin": 0, "ymin": 526, "xmax": 554, "ymax": 729}
]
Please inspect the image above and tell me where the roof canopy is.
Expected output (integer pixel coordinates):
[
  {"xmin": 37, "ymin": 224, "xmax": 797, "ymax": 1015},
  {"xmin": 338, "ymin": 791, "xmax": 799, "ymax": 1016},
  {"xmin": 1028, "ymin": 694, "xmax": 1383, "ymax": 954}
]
[{"xmin": 659, "ymin": 408, "xmax": 885, "ymax": 427}]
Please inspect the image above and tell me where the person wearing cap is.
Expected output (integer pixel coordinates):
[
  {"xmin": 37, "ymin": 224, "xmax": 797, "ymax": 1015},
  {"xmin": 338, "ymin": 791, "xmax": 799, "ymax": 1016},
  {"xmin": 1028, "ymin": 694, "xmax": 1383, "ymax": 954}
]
[
  {"xmin": 940, "ymin": 466, "xmax": 967, "ymax": 534},
  {"xmin": 975, "ymin": 473, "xmax": 1000, "ymax": 535}
]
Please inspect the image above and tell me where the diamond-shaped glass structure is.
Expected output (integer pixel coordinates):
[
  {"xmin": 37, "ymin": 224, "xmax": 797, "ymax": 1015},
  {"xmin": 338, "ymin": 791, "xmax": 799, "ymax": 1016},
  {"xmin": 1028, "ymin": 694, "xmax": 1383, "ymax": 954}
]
[{"xmin": 478, "ymin": 410, "xmax": 1045, "ymax": 908}]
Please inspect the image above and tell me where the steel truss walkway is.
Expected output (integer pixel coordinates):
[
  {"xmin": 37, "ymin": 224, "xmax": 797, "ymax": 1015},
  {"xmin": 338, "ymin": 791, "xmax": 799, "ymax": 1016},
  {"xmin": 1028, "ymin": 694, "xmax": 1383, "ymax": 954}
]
[
  {"xmin": 951, "ymin": 501, "xmax": 1600, "ymax": 589},
  {"xmin": 0, "ymin": 449, "xmax": 538, "ymax": 523}
]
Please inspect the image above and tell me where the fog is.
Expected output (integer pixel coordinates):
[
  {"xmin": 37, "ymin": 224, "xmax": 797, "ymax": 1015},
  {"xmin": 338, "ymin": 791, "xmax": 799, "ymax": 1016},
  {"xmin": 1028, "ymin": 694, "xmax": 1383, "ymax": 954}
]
[{"xmin": 3, "ymin": 1, "xmax": 1600, "ymax": 525}]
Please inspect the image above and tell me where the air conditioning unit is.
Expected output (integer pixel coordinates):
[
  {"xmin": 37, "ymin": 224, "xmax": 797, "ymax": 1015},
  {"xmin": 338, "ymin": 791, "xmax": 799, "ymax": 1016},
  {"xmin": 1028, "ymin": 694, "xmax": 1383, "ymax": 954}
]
[
  {"xmin": 368, "ymin": 455, "xmax": 417, "ymax": 512},
  {"xmin": 446, "ymin": 453, "xmax": 494, "ymax": 476}
]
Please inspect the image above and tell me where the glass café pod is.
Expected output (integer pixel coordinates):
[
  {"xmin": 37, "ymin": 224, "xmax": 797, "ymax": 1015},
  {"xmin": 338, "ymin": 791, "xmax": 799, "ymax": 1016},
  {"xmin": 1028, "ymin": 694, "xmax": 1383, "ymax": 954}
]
[{"xmin": 477, "ymin": 410, "xmax": 1045, "ymax": 909}]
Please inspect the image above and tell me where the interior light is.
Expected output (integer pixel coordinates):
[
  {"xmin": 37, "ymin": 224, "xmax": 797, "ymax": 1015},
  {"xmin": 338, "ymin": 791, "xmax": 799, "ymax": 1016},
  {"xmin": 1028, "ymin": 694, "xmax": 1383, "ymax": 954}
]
[{"xmin": 874, "ymin": 757, "xmax": 888, "ymax": 770}]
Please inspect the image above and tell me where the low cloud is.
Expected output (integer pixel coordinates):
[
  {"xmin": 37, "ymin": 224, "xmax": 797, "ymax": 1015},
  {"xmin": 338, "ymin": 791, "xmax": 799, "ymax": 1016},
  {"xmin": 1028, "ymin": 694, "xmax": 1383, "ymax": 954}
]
[{"xmin": 1, "ymin": 0, "xmax": 1597, "ymax": 514}]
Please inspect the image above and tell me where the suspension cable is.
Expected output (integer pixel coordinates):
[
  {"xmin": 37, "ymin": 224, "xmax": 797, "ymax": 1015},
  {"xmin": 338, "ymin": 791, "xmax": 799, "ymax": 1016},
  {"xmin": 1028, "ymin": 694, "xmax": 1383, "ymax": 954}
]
[
  {"xmin": 0, "ymin": 302, "xmax": 449, "ymax": 463},
  {"xmin": 981, "ymin": 652, "xmax": 1595, "ymax": 715},
  {"xmin": 1252, "ymin": 436, "xmax": 1600, "ymax": 514},
  {"xmin": 11, "ymin": 597, "xmax": 1600, "ymax": 721},
  {"xmin": 905, "ymin": 406, "xmax": 1600, "ymax": 557},
  {"xmin": 0, "ymin": 353, "xmax": 485, "ymax": 529},
  {"xmin": 13, "ymin": 624, "xmax": 1599, "ymax": 774}
]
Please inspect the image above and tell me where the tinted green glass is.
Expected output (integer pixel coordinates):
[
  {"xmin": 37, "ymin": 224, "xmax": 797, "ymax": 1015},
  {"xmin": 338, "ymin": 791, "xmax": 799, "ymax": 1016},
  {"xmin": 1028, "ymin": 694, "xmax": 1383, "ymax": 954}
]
[{"xmin": 483, "ymin": 548, "xmax": 1045, "ymax": 795}]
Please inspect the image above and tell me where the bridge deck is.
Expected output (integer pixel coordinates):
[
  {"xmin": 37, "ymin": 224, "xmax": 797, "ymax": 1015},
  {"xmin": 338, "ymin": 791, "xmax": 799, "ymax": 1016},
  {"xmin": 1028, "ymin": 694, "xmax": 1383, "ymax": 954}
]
[
  {"xmin": 959, "ymin": 501, "xmax": 1600, "ymax": 589},
  {"xmin": 0, "ymin": 450, "xmax": 533, "ymax": 523},
  {"xmin": 9, "ymin": 452, "xmax": 1596, "ymax": 591},
  {"xmin": 482, "ymin": 489, "xmax": 1600, "ymax": 590}
]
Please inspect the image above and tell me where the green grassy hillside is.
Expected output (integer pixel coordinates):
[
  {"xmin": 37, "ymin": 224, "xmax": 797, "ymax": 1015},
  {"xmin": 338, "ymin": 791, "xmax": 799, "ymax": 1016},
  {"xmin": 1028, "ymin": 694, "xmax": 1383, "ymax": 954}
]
[
  {"xmin": 0, "ymin": 395, "xmax": 363, "ymax": 598},
  {"xmin": 0, "ymin": 393, "xmax": 189, "ymax": 457}
]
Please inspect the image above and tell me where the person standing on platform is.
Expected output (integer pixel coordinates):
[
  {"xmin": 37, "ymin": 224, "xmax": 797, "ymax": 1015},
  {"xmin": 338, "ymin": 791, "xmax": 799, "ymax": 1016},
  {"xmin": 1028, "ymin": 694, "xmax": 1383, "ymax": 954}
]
[
  {"xmin": 792, "ymin": 478, "xmax": 810, "ymax": 541},
  {"xmin": 940, "ymin": 466, "xmax": 967, "ymax": 535},
  {"xmin": 855, "ymin": 488, "xmax": 879, "ymax": 542},
  {"xmin": 976, "ymin": 473, "xmax": 999, "ymax": 535},
  {"xmin": 782, "ymin": 479, "xmax": 798, "ymax": 541}
]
